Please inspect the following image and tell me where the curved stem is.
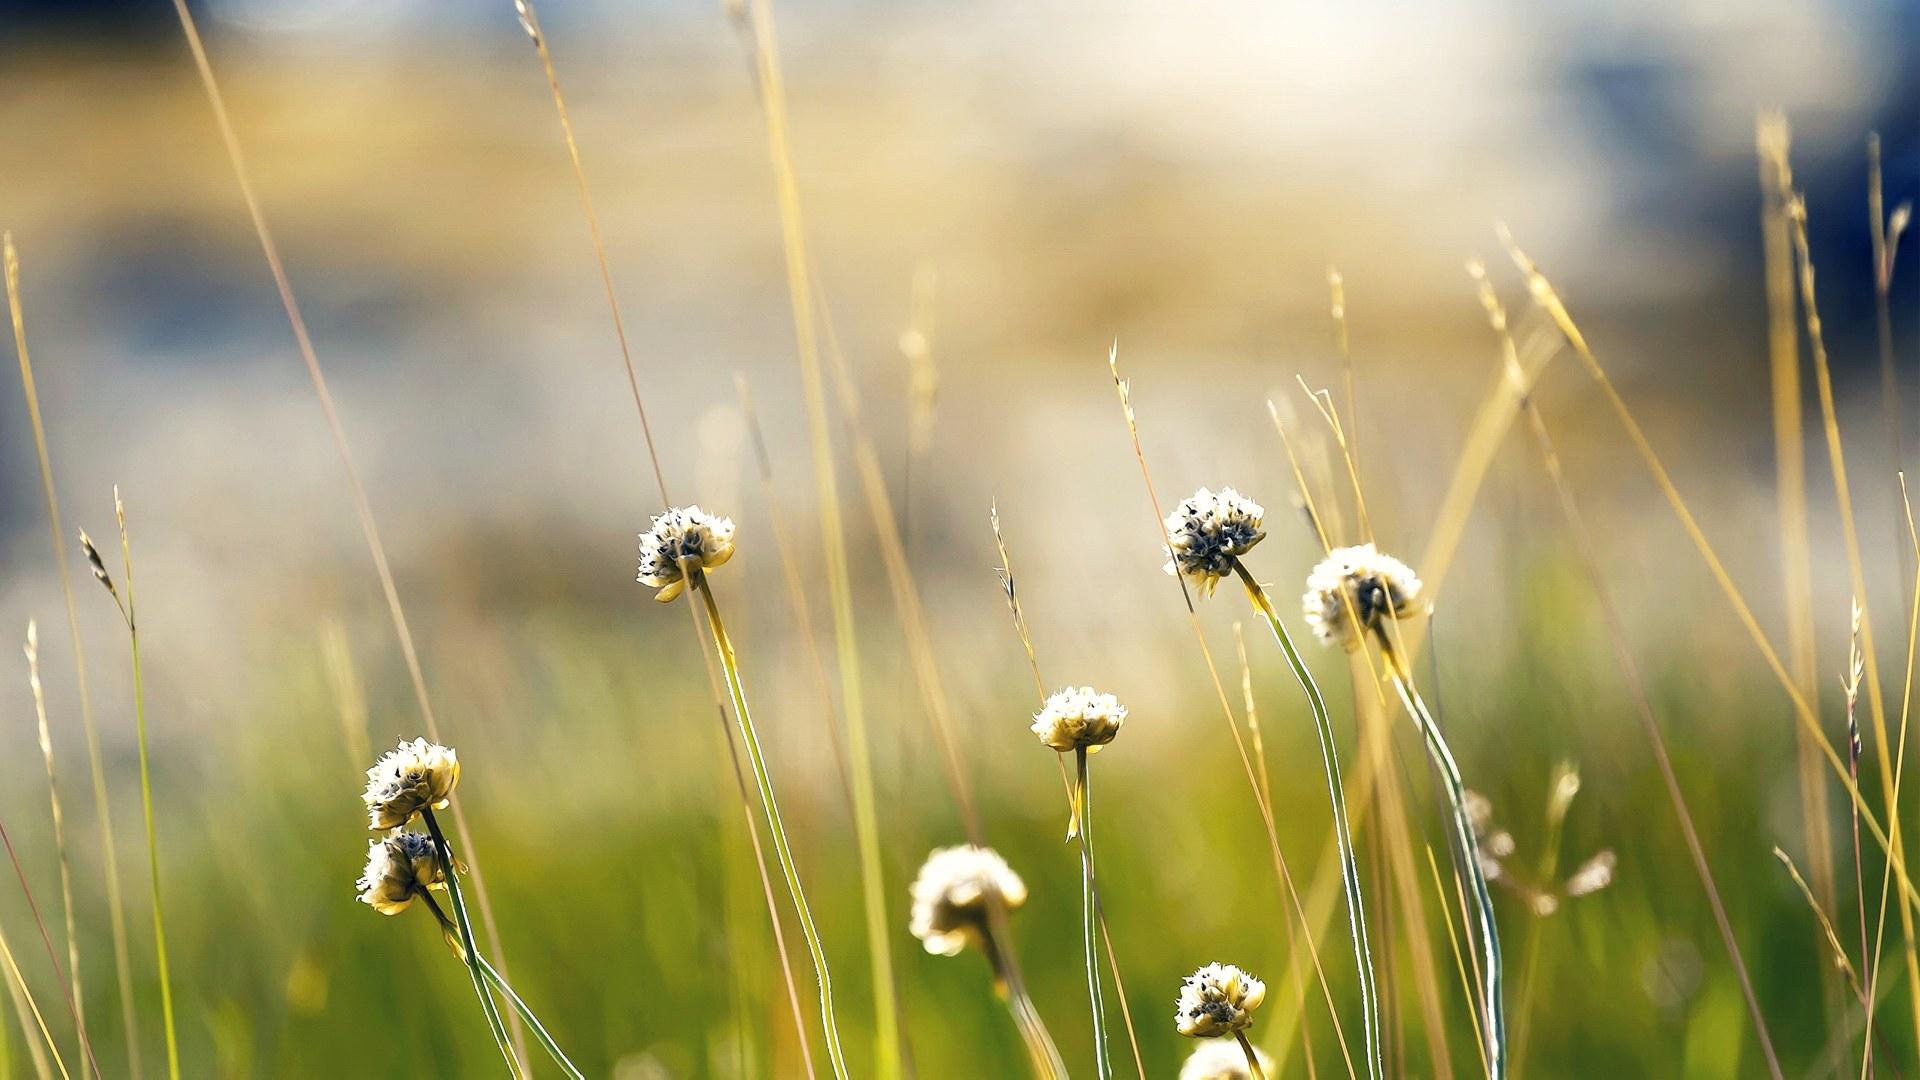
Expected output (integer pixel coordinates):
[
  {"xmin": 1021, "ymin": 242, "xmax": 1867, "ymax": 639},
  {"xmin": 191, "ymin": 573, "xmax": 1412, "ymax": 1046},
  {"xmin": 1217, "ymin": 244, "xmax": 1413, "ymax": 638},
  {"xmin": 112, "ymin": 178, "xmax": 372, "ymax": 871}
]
[
  {"xmin": 1236, "ymin": 1031, "xmax": 1269, "ymax": 1080},
  {"xmin": 423, "ymin": 809, "xmax": 519, "ymax": 1078},
  {"xmin": 696, "ymin": 575, "xmax": 851, "ymax": 1079},
  {"xmin": 476, "ymin": 957, "xmax": 586, "ymax": 1080},
  {"xmin": 1233, "ymin": 560, "xmax": 1382, "ymax": 1080},
  {"xmin": 1381, "ymin": 657, "xmax": 1504, "ymax": 1079},
  {"xmin": 1077, "ymin": 747, "xmax": 1110, "ymax": 1078}
]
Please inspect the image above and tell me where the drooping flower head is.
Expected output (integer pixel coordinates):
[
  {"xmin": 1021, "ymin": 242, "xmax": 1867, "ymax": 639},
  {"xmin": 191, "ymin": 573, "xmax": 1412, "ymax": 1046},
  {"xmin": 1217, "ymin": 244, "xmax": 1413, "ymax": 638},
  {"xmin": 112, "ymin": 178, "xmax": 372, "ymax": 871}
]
[
  {"xmin": 908, "ymin": 845, "xmax": 1028, "ymax": 957},
  {"xmin": 1163, "ymin": 487, "xmax": 1266, "ymax": 597},
  {"xmin": 1030, "ymin": 686, "xmax": 1127, "ymax": 753},
  {"xmin": 637, "ymin": 505, "xmax": 737, "ymax": 603},
  {"xmin": 1302, "ymin": 542, "xmax": 1423, "ymax": 650},
  {"xmin": 1179, "ymin": 1039, "xmax": 1276, "ymax": 1080},
  {"xmin": 355, "ymin": 830, "xmax": 447, "ymax": 915},
  {"xmin": 1175, "ymin": 962, "xmax": 1267, "ymax": 1038},
  {"xmin": 363, "ymin": 738, "xmax": 461, "ymax": 830}
]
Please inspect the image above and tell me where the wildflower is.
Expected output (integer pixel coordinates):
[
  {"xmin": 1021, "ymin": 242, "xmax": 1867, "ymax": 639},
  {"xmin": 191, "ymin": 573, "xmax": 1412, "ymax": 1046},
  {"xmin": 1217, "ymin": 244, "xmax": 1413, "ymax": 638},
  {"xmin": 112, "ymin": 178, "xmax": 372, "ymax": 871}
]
[
  {"xmin": 1030, "ymin": 686, "xmax": 1126, "ymax": 753},
  {"xmin": 908, "ymin": 845, "xmax": 1028, "ymax": 957},
  {"xmin": 1179, "ymin": 1039, "xmax": 1275, "ymax": 1080},
  {"xmin": 1163, "ymin": 487, "xmax": 1266, "ymax": 596},
  {"xmin": 1302, "ymin": 542, "xmax": 1423, "ymax": 650},
  {"xmin": 637, "ymin": 505, "xmax": 736, "ymax": 603},
  {"xmin": 356, "ymin": 831, "xmax": 447, "ymax": 915},
  {"xmin": 363, "ymin": 738, "xmax": 461, "ymax": 830},
  {"xmin": 1175, "ymin": 962, "xmax": 1266, "ymax": 1038}
]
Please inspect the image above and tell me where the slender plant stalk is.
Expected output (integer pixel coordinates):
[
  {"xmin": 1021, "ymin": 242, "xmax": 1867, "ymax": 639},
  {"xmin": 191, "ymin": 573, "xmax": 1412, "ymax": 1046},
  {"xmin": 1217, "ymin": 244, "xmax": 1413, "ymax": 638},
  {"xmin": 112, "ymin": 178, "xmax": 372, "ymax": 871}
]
[
  {"xmin": 736, "ymin": 4, "xmax": 900, "ymax": 1071},
  {"xmin": 695, "ymin": 574, "xmax": 850, "ymax": 1079},
  {"xmin": 1756, "ymin": 114, "xmax": 1847, "ymax": 1069},
  {"xmin": 1107, "ymin": 348, "xmax": 1364, "ymax": 1079},
  {"xmin": 5, "ymin": 233, "xmax": 143, "ymax": 1080},
  {"xmin": 1498, "ymin": 231, "xmax": 1920, "ymax": 915},
  {"xmin": 1373, "ymin": 649, "xmax": 1504, "ymax": 1080},
  {"xmin": 1425, "ymin": 847, "xmax": 1489, "ymax": 1077},
  {"xmin": 1842, "ymin": 609, "xmax": 1873, "ymax": 1079},
  {"xmin": 160, "ymin": 6, "xmax": 528, "ymax": 1064},
  {"xmin": 1776, "ymin": 154, "xmax": 1920, "ymax": 1055},
  {"xmin": 1236, "ymin": 1031, "xmax": 1270, "ymax": 1080},
  {"xmin": 1235, "ymin": 623, "xmax": 1318, "ymax": 1080},
  {"xmin": 0, "ymin": 817, "xmax": 100, "ymax": 1080},
  {"xmin": 23, "ymin": 624, "xmax": 87, "ymax": 1078},
  {"xmin": 85, "ymin": 499, "xmax": 178, "ymax": 1079},
  {"xmin": 504, "ymin": 4, "xmax": 815, "ymax": 1066},
  {"xmin": 1074, "ymin": 748, "xmax": 1110, "ymax": 1078},
  {"xmin": 1466, "ymin": 261, "xmax": 1779, "ymax": 1076},
  {"xmin": 1867, "ymin": 481, "xmax": 1920, "ymax": 1076},
  {"xmin": 0, "ymin": 925, "xmax": 66, "ymax": 1080},
  {"xmin": 476, "ymin": 957, "xmax": 584, "ymax": 1078},
  {"xmin": 1232, "ymin": 562, "xmax": 1381, "ymax": 1080},
  {"xmin": 422, "ymin": 811, "xmax": 518, "ymax": 1077}
]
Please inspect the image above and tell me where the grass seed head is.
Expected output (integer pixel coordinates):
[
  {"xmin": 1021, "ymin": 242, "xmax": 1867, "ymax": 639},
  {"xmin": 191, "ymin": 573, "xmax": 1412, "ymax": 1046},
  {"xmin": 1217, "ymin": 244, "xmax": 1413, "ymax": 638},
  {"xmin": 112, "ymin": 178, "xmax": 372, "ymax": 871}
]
[
  {"xmin": 907, "ymin": 845, "xmax": 1027, "ymax": 957},
  {"xmin": 362, "ymin": 738, "xmax": 461, "ymax": 830},
  {"xmin": 637, "ymin": 505, "xmax": 736, "ymax": 603},
  {"xmin": 1163, "ymin": 487, "xmax": 1266, "ymax": 597},
  {"xmin": 1175, "ymin": 962, "xmax": 1266, "ymax": 1038},
  {"xmin": 355, "ymin": 831, "xmax": 447, "ymax": 915},
  {"xmin": 1030, "ymin": 685, "xmax": 1126, "ymax": 753},
  {"xmin": 1302, "ymin": 542, "xmax": 1423, "ymax": 650}
]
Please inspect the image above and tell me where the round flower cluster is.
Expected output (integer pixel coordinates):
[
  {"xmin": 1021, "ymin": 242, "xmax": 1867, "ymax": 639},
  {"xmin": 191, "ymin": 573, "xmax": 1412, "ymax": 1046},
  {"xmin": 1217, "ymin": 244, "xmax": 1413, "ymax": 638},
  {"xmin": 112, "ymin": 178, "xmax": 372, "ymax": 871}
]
[
  {"xmin": 356, "ymin": 830, "xmax": 447, "ymax": 915},
  {"xmin": 362, "ymin": 738, "xmax": 461, "ymax": 830},
  {"xmin": 1180, "ymin": 1039, "xmax": 1275, "ymax": 1080},
  {"xmin": 637, "ymin": 505, "xmax": 737, "ymax": 603},
  {"xmin": 908, "ymin": 845, "xmax": 1028, "ymax": 957},
  {"xmin": 1175, "ymin": 962, "xmax": 1267, "ymax": 1038},
  {"xmin": 1163, "ymin": 487, "xmax": 1266, "ymax": 596},
  {"xmin": 1030, "ymin": 686, "xmax": 1127, "ymax": 753},
  {"xmin": 1302, "ymin": 542, "xmax": 1423, "ymax": 650}
]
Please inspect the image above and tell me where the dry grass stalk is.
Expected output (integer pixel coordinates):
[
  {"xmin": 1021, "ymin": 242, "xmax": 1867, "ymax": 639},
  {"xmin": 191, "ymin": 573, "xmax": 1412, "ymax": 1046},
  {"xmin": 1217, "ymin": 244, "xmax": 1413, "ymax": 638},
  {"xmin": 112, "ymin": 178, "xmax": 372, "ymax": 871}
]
[
  {"xmin": 736, "ymin": 2, "xmax": 901, "ymax": 1069},
  {"xmin": 1497, "ymin": 230, "xmax": 1920, "ymax": 922},
  {"xmin": 159, "ymin": 3, "xmax": 527, "ymax": 1065},
  {"xmin": 22, "ymin": 623, "xmax": 88, "ymax": 1076},
  {"xmin": 5, "ymin": 232, "xmax": 143, "ymax": 1079},
  {"xmin": 1763, "ymin": 139, "xmax": 1920, "ymax": 1055},
  {"xmin": 0, "ymin": 923, "xmax": 66, "ymax": 1080}
]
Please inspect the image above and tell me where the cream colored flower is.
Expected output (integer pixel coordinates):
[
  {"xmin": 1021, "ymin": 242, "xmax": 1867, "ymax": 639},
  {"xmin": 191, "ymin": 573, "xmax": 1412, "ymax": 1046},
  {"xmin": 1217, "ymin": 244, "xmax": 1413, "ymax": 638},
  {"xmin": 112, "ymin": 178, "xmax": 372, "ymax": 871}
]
[
  {"xmin": 363, "ymin": 738, "xmax": 461, "ymax": 830},
  {"xmin": 356, "ymin": 831, "xmax": 447, "ymax": 915},
  {"xmin": 1030, "ymin": 686, "xmax": 1126, "ymax": 753},
  {"xmin": 1302, "ymin": 543, "xmax": 1423, "ymax": 650},
  {"xmin": 1179, "ymin": 1039, "xmax": 1275, "ymax": 1080},
  {"xmin": 1163, "ymin": 487, "xmax": 1266, "ymax": 597},
  {"xmin": 637, "ymin": 505, "xmax": 737, "ymax": 603},
  {"xmin": 1175, "ymin": 962, "xmax": 1266, "ymax": 1038},
  {"xmin": 908, "ymin": 845, "xmax": 1028, "ymax": 956}
]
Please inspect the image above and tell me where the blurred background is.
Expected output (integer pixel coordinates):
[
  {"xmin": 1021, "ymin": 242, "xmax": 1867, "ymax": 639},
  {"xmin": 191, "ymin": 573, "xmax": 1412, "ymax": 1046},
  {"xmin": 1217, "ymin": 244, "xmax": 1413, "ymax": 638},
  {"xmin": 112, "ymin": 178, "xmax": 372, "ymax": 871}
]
[{"xmin": 5, "ymin": 0, "xmax": 1920, "ymax": 1075}]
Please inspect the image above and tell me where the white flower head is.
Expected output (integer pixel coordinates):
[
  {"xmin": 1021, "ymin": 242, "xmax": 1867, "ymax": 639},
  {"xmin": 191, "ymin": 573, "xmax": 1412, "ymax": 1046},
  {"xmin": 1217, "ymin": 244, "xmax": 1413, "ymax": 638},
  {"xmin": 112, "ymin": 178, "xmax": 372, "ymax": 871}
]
[
  {"xmin": 1030, "ymin": 686, "xmax": 1127, "ymax": 753},
  {"xmin": 908, "ymin": 845, "xmax": 1028, "ymax": 957},
  {"xmin": 363, "ymin": 738, "xmax": 461, "ymax": 830},
  {"xmin": 637, "ymin": 505, "xmax": 737, "ymax": 603},
  {"xmin": 1302, "ymin": 542, "xmax": 1423, "ymax": 650},
  {"xmin": 1164, "ymin": 487, "xmax": 1266, "ymax": 597},
  {"xmin": 356, "ymin": 830, "xmax": 447, "ymax": 915},
  {"xmin": 1180, "ymin": 1039, "xmax": 1276, "ymax": 1080},
  {"xmin": 1176, "ymin": 962, "xmax": 1267, "ymax": 1038}
]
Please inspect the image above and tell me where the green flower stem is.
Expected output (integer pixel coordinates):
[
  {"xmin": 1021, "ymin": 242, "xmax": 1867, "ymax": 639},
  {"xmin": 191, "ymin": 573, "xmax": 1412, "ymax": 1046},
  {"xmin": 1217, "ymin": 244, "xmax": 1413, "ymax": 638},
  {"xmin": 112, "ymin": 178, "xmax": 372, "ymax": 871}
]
[
  {"xmin": 1232, "ymin": 559, "xmax": 1382, "ymax": 1080},
  {"xmin": 1235, "ymin": 1031, "xmax": 1268, "ymax": 1080},
  {"xmin": 1381, "ymin": 654, "xmax": 1505, "ymax": 1080},
  {"xmin": 1076, "ymin": 747, "xmax": 1110, "ymax": 1079},
  {"xmin": 422, "ymin": 809, "xmax": 519, "ymax": 1078},
  {"xmin": 476, "ymin": 957, "xmax": 585, "ymax": 1080},
  {"xmin": 695, "ymin": 573, "xmax": 851, "ymax": 1080}
]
